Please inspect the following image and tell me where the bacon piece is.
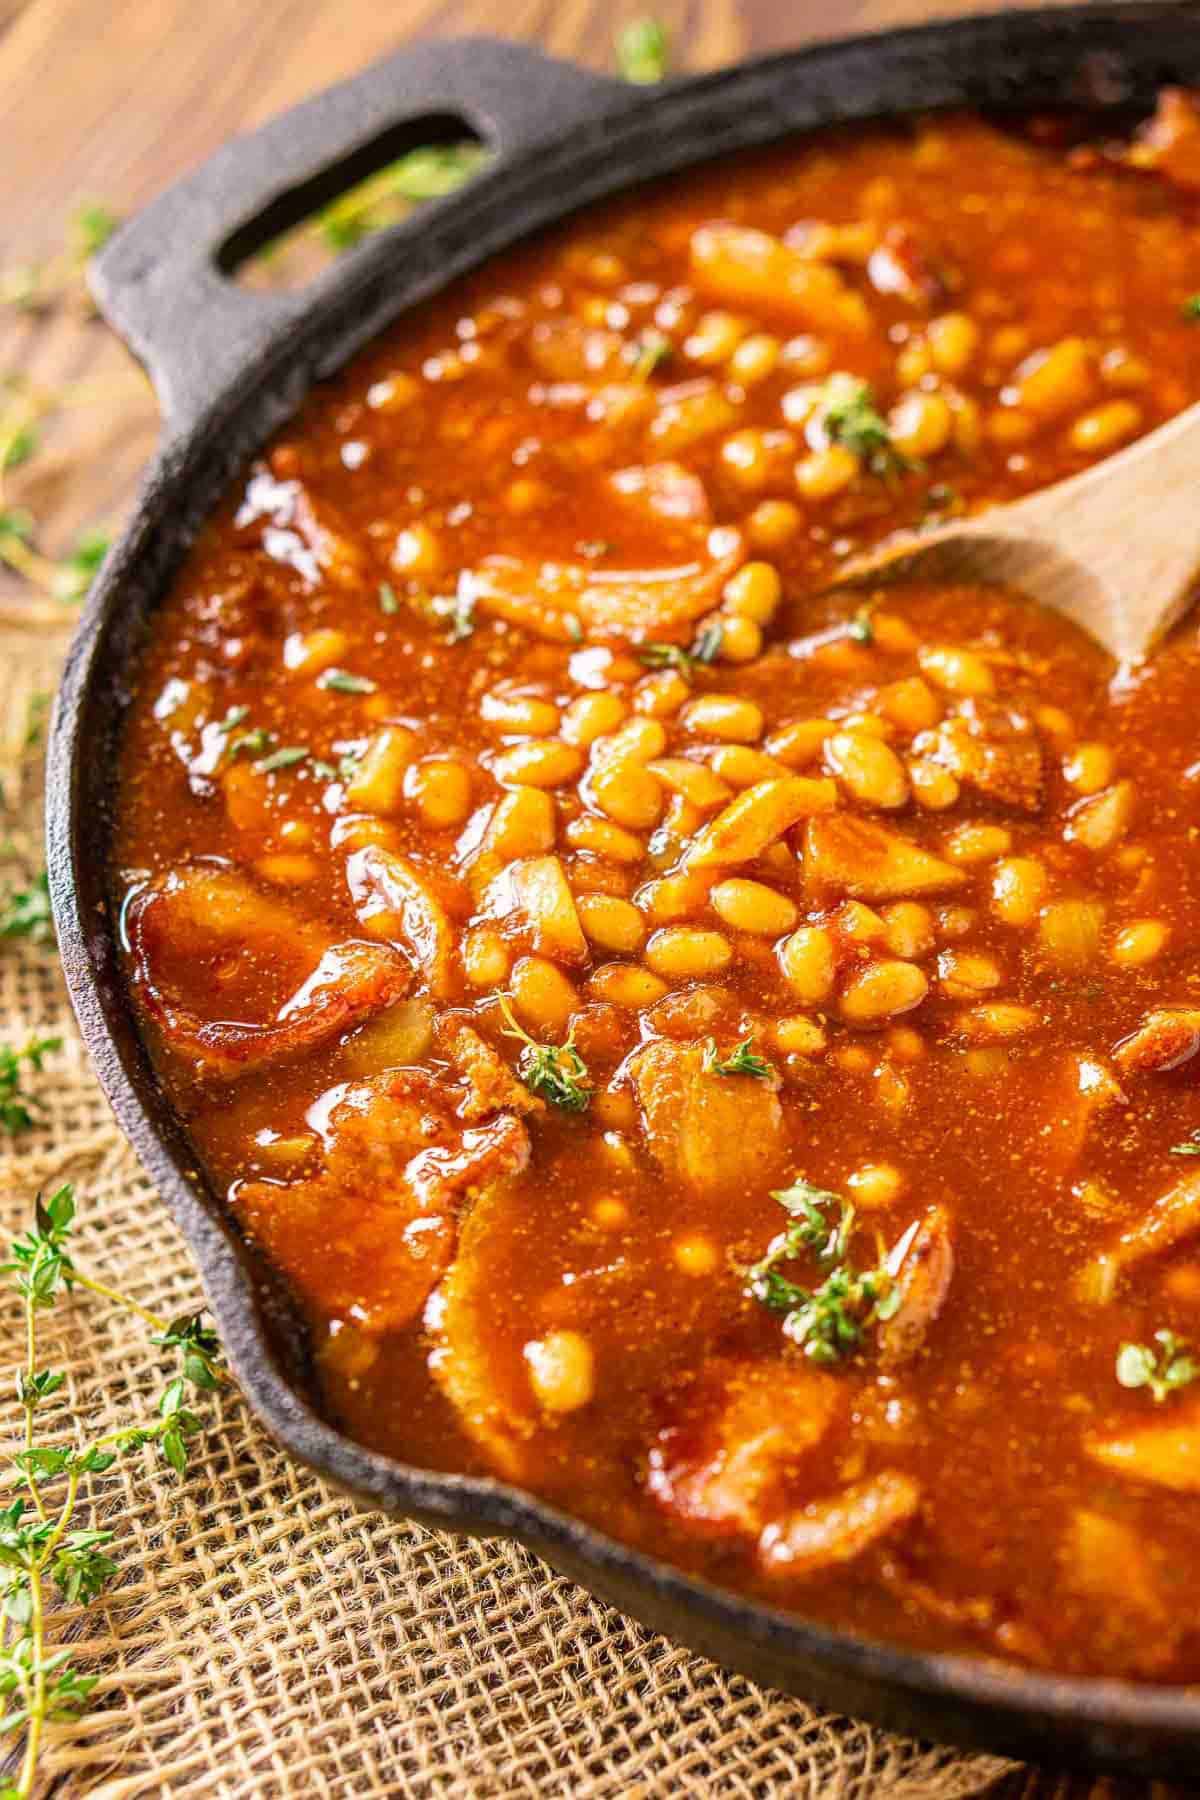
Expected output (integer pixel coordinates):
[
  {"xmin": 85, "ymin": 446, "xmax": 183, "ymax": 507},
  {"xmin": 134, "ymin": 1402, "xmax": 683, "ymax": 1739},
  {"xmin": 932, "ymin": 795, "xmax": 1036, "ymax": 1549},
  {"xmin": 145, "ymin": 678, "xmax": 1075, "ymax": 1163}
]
[
  {"xmin": 239, "ymin": 1069, "xmax": 530, "ymax": 1335},
  {"xmin": 878, "ymin": 1207, "xmax": 954, "ymax": 1368},
  {"xmin": 1086, "ymin": 1410, "xmax": 1200, "ymax": 1493},
  {"xmin": 626, "ymin": 1037, "xmax": 784, "ymax": 1196},
  {"xmin": 646, "ymin": 1360, "xmax": 842, "ymax": 1534},
  {"xmin": 867, "ymin": 224, "xmax": 951, "ymax": 310},
  {"xmin": 1060, "ymin": 1509, "xmax": 1178, "ymax": 1674},
  {"xmin": 465, "ymin": 539, "xmax": 744, "ymax": 645},
  {"xmin": 346, "ymin": 846, "xmax": 458, "ymax": 997},
  {"xmin": 127, "ymin": 867, "xmax": 413, "ymax": 1081},
  {"xmin": 804, "ymin": 815, "xmax": 966, "ymax": 900},
  {"xmin": 609, "ymin": 461, "xmax": 711, "ymax": 527},
  {"xmin": 480, "ymin": 854, "xmax": 588, "ymax": 965},
  {"xmin": 1036, "ymin": 1052, "xmax": 1126, "ymax": 1177},
  {"xmin": 1129, "ymin": 87, "xmax": 1200, "ymax": 190},
  {"xmin": 916, "ymin": 699, "xmax": 1044, "ymax": 814},
  {"xmin": 526, "ymin": 319, "xmax": 631, "ymax": 382},
  {"xmin": 428, "ymin": 1183, "xmax": 538, "ymax": 1479},
  {"xmin": 685, "ymin": 776, "xmax": 836, "ymax": 869},
  {"xmin": 235, "ymin": 465, "xmax": 367, "ymax": 589},
  {"xmin": 433, "ymin": 1015, "xmax": 541, "ymax": 1123},
  {"xmin": 1078, "ymin": 1168, "xmax": 1200, "ymax": 1303},
  {"xmin": 690, "ymin": 222, "xmax": 871, "ymax": 335},
  {"xmin": 1114, "ymin": 1008, "xmax": 1200, "ymax": 1074},
  {"xmin": 757, "ymin": 1470, "xmax": 922, "ymax": 1579}
]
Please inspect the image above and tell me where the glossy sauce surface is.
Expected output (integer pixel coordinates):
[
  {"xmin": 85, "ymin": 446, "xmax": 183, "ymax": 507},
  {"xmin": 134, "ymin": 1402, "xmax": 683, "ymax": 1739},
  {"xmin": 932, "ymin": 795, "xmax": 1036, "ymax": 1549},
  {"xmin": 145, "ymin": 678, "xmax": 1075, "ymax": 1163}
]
[{"xmin": 114, "ymin": 105, "xmax": 1200, "ymax": 1678}]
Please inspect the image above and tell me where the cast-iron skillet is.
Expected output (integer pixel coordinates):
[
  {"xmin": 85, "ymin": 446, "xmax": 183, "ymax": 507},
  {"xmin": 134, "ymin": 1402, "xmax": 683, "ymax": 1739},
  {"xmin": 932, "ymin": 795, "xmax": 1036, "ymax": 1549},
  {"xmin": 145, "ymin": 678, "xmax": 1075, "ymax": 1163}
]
[{"xmin": 45, "ymin": 4, "xmax": 1200, "ymax": 1775}]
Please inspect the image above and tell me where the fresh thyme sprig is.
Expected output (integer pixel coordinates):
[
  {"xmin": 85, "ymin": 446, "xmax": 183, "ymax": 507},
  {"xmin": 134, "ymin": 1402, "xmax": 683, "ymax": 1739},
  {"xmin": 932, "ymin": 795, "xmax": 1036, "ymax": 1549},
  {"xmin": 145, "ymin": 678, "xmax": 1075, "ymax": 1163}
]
[
  {"xmin": 639, "ymin": 619, "xmax": 724, "ymax": 679},
  {"xmin": 746, "ymin": 1177, "xmax": 899, "ymax": 1366},
  {"xmin": 314, "ymin": 144, "xmax": 490, "ymax": 252},
  {"xmin": 0, "ymin": 203, "xmax": 120, "ymax": 315},
  {"xmin": 0, "ymin": 872, "xmax": 52, "ymax": 946},
  {"xmin": 0, "ymin": 165, "xmax": 493, "ymax": 620},
  {"xmin": 1116, "ymin": 1329, "xmax": 1199, "ymax": 1403},
  {"xmin": 496, "ymin": 993, "xmax": 591, "ymax": 1113},
  {"xmin": 430, "ymin": 582, "xmax": 477, "ymax": 643},
  {"xmin": 815, "ymin": 373, "xmax": 911, "ymax": 481},
  {"xmin": 847, "ymin": 606, "xmax": 875, "ymax": 645},
  {"xmin": 616, "ymin": 17, "xmax": 670, "ymax": 84},
  {"xmin": 701, "ymin": 1037, "xmax": 776, "ymax": 1080},
  {"xmin": 0, "ymin": 376, "xmax": 126, "ymax": 612},
  {"xmin": 0, "ymin": 1038, "xmax": 62, "ymax": 1136},
  {"xmin": 0, "ymin": 1184, "xmax": 226, "ymax": 1796},
  {"xmin": 627, "ymin": 329, "xmax": 672, "ymax": 383}
]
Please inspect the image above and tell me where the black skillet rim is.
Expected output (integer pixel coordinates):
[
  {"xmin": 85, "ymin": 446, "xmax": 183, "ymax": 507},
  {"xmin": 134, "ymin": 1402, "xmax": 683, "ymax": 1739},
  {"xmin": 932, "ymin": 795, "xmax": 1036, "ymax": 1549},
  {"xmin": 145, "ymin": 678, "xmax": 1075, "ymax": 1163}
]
[{"xmin": 45, "ymin": 2, "xmax": 1200, "ymax": 1772}]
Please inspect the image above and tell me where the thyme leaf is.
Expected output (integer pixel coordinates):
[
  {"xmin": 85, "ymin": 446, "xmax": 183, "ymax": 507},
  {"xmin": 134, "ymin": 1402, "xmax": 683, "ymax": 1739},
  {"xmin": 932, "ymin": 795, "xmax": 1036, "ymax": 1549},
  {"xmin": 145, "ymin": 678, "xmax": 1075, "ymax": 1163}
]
[
  {"xmin": 816, "ymin": 373, "xmax": 910, "ymax": 481},
  {"xmin": 746, "ymin": 1176, "xmax": 898, "ymax": 1367},
  {"xmin": 0, "ymin": 1038, "xmax": 61, "ymax": 1138},
  {"xmin": 1, "ymin": 1184, "xmax": 227, "ymax": 1791},
  {"xmin": 317, "ymin": 668, "xmax": 377, "ymax": 695},
  {"xmin": 639, "ymin": 620, "xmax": 723, "ymax": 678},
  {"xmin": 496, "ymin": 993, "xmax": 591, "ymax": 1113},
  {"xmin": 0, "ymin": 872, "xmax": 52, "ymax": 945},
  {"xmin": 1116, "ymin": 1329, "xmax": 1199, "ymax": 1403},
  {"xmin": 616, "ymin": 17, "xmax": 670, "ymax": 84},
  {"xmin": 701, "ymin": 1037, "xmax": 775, "ymax": 1080},
  {"xmin": 253, "ymin": 745, "xmax": 309, "ymax": 774}
]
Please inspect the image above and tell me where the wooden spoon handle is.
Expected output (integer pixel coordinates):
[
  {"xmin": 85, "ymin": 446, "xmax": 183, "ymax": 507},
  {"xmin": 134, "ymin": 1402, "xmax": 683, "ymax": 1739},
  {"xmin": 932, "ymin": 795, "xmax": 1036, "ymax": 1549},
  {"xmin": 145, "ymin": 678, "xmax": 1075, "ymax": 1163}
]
[{"xmin": 986, "ymin": 399, "xmax": 1200, "ymax": 661}]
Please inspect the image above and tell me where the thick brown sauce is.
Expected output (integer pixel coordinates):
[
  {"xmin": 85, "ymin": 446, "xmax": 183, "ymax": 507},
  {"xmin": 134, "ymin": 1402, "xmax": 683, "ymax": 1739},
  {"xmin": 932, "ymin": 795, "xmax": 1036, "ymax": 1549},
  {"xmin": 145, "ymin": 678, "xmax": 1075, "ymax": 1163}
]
[{"xmin": 114, "ymin": 110, "xmax": 1200, "ymax": 1679}]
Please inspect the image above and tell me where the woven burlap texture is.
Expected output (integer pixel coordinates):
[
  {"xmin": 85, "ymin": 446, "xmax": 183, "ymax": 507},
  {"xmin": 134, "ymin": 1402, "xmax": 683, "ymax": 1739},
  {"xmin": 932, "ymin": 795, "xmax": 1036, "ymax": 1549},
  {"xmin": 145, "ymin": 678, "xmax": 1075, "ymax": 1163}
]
[{"xmin": 0, "ymin": 626, "xmax": 1015, "ymax": 1797}]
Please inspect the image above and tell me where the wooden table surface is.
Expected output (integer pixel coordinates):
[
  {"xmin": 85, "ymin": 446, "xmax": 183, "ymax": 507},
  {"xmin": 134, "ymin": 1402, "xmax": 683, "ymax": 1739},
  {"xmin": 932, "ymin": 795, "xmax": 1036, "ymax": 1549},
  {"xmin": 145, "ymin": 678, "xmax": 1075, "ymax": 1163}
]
[{"xmin": 0, "ymin": 1, "xmax": 1195, "ymax": 1796}]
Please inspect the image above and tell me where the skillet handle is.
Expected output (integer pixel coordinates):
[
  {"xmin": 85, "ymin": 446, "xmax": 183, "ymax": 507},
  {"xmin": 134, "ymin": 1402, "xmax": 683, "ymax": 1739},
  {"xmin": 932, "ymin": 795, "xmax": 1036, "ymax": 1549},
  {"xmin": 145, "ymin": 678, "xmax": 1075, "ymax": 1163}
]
[{"xmin": 89, "ymin": 37, "xmax": 626, "ymax": 434}]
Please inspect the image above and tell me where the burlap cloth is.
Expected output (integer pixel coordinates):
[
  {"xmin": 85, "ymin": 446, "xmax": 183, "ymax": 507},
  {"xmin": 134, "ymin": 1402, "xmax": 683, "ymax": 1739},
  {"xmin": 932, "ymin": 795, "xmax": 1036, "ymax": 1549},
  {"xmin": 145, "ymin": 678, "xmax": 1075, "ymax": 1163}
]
[{"xmin": 0, "ymin": 627, "xmax": 1016, "ymax": 1796}]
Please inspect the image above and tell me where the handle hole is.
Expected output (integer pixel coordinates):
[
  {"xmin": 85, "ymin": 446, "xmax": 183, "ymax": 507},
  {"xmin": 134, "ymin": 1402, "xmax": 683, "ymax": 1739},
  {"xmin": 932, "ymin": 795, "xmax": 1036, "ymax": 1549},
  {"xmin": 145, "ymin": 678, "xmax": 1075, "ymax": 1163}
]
[{"xmin": 220, "ymin": 112, "xmax": 486, "ymax": 291}]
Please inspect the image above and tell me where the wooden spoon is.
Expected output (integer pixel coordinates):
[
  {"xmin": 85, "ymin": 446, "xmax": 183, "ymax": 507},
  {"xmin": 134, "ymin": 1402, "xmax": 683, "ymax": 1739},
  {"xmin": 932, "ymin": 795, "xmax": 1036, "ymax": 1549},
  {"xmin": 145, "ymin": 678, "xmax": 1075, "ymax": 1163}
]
[{"xmin": 834, "ymin": 402, "xmax": 1200, "ymax": 664}]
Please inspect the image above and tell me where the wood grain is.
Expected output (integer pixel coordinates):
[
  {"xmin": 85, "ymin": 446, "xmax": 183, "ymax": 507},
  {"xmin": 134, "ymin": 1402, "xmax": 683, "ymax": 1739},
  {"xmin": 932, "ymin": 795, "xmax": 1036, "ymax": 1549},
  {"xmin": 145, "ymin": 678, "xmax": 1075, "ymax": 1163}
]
[{"xmin": 0, "ymin": 1, "xmax": 1194, "ymax": 1794}]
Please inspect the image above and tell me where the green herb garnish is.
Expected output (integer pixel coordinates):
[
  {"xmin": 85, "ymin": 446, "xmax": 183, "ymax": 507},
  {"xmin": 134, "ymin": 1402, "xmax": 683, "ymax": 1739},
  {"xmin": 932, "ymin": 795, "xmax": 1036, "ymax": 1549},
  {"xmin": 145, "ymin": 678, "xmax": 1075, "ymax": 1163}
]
[
  {"xmin": 817, "ymin": 373, "xmax": 910, "ymax": 481},
  {"xmin": 629, "ymin": 329, "xmax": 672, "ymax": 382},
  {"xmin": 0, "ymin": 201, "xmax": 121, "ymax": 313},
  {"xmin": 616, "ymin": 16, "xmax": 670, "ymax": 84},
  {"xmin": 0, "ymin": 508, "xmax": 34, "ymax": 549},
  {"xmin": 1116, "ymin": 1329, "xmax": 1199, "ymax": 1404},
  {"xmin": 378, "ymin": 581, "xmax": 400, "ymax": 615},
  {"xmin": 318, "ymin": 668, "xmax": 377, "ymax": 695},
  {"xmin": 432, "ymin": 583, "xmax": 476, "ymax": 643},
  {"xmin": 1, "ymin": 872, "xmax": 53, "ymax": 945},
  {"xmin": 847, "ymin": 607, "xmax": 874, "ymax": 645},
  {"xmin": 254, "ymin": 745, "xmax": 309, "ymax": 774},
  {"xmin": 22, "ymin": 693, "xmax": 50, "ymax": 752},
  {"xmin": 2, "ymin": 425, "xmax": 37, "ymax": 472},
  {"xmin": 921, "ymin": 481, "xmax": 961, "ymax": 523},
  {"xmin": 0, "ymin": 1036, "xmax": 62, "ymax": 1135},
  {"xmin": 746, "ymin": 1177, "xmax": 899, "ymax": 1367},
  {"xmin": 316, "ymin": 144, "xmax": 489, "ymax": 252},
  {"xmin": 497, "ymin": 993, "xmax": 591, "ymax": 1113},
  {"xmin": 1170, "ymin": 1130, "xmax": 1200, "ymax": 1157},
  {"xmin": 702, "ymin": 1037, "xmax": 776, "ymax": 1080},
  {"xmin": 71, "ymin": 203, "xmax": 120, "ymax": 260},
  {"xmin": 1182, "ymin": 295, "xmax": 1200, "ymax": 320},
  {"xmin": 639, "ymin": 620, "xmax": 723, "ymax": 679},
  {"xmin": 52, "ymin": 527, "xmax": 110, "ymax": 603},
  {"xmin": 0, "ymin": 1184, "xmax": 225, "ymax": 1792},
  {"xmin": 228, "ymin": 727, "xmax": 273, "ymax": 760}
]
